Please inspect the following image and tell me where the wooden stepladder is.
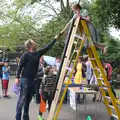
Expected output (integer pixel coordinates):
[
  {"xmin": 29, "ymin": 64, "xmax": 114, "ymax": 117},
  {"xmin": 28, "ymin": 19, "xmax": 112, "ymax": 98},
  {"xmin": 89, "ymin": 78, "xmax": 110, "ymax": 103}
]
[{"xmin": 47, "ymin": 17, "xmax": 120, "ymax": 120}]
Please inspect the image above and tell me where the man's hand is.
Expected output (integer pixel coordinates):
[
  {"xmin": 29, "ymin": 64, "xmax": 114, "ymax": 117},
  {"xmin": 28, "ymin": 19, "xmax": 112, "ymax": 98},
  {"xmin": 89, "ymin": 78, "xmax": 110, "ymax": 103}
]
[
  {"xmin": 54, "ymin": 34, "xmax": 61, "ymax": 40},
  {"xmin": 60, "ymin": 30, "xmax": 65, "ymax": 35},
  {"xmin": 15, "ymin": 78, "xmax": 20, "ymax": 85}
]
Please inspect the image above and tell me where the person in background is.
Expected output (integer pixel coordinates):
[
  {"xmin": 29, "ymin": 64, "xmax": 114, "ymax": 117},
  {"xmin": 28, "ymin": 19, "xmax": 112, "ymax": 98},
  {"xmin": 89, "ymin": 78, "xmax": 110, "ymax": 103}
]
[
  {"xmin": 38, "ymin": 66, "xmax": 57, "ymax": 120},
  {"xmin": 15, "ymin": 35, "xmax": 61, "ymax": 120},
  {"xmin": 103, "ymin": 60, "xmax": 112, "ymax": 82},
  {"xmin": 55, "ymin": 57, "xmax": 61, "ymax": 71},
  {"xmin": 74, "ymin": 56, "xmax": 83, "ymax": 84},
  {"xmin": 103, "ymin": 60, "xmax": 116, "ymax": 99},
  {"xmin": 16, "ymin": 57, "xmax": 20, "ymax": 66},
  {"xmin": 2, "ymin": 60, "xmax": 11, "ymax": 99},
  {"xmin": 102, "ymin": 60, "xmax": 116, "ymax": 120},
  {"xmin": 85, "ymin": 56, "xmax": 93, "ymax": 84},
  {"xmin": 81, "ymin": 57, "xmax": 87, "ymax": 84},
  {"xmin": 33, "ymin": 56, "xmax": 47, "ymax": 104},
  {"xmin": 74, "ymin": 56, "xmax": 85, "ymax": 103},
  {"xmin": 90, "ymin": 70, "xmax": 99, "ymax": 102}
]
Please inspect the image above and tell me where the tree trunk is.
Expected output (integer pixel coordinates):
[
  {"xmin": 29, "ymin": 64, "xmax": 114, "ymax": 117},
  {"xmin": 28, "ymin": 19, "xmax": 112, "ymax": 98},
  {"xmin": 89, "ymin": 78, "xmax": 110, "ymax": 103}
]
[
  {"xmin": 78, "ymin": 0, "xmax": 81, "ymax": 4},
  {"xmin": 66, "ymin": 0, "xmax": 69, "ymax": 8},
  {"xmin": 60, "ymin": 0, "xmax": 65, "ymax": 11}
]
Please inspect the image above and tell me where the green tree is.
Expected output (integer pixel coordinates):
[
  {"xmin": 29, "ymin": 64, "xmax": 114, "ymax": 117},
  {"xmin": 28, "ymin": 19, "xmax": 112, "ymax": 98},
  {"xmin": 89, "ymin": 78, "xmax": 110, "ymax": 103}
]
[
  {"xmin": 101, "ymin": 38, "xmax": 120, "ymax": 78},
  {"xmin": 90, "ymin": 0, "xmax": 120, "ymax": 29},
  {"xmin": 0, "ymin": 0, "xmax": 42, "ymax": 51}
]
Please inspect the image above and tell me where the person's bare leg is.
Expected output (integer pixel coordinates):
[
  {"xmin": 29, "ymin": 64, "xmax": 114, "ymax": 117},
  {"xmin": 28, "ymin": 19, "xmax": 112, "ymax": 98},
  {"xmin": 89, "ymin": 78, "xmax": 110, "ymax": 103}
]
[
  {"xmin": 94, "ymin": 42, "xmax": 108, "ymax": 54},
  {"xmin": 94, "ymin": 42, "xmax": 105, "ymax": 49}
]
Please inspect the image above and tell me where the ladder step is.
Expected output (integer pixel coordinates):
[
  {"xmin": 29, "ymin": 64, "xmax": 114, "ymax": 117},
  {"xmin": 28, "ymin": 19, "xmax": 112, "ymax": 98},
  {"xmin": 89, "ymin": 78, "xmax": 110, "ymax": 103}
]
[
  {"xmin": 65, "ymin": 67, "xmax": 72, "ymax": 72},
  {"xmin": 93, "ymin": 68, "xmax": 99, "ymax": 71},
  {"xmin": 73, "ymin": 41, "xmax": 77, "ymax": 44},
  {"xmin": 104, "ymin": 96, "xmax": 111, "ymax": 100},
  {"xmin": 74, "ymin": 50, "xmax": 78, "ymax": 53},
  {"xmin": 89, "ymin": 58, "xmax": 96, "ymax": 60},
  {"xmin": 108, "ymin": 105, "xmax": 115, "ymax": 109},
  {"xmin": 97, "ymin": 78, "xmax": 103, "ymax": 80},
  {"xmin": 74, "ymin": 34, "xmax": 84, "ymax": 40},
  {"xmin": 101, "ymin": 81, "xmax": 105, "ymax": 85},
  {"xmin": 111, "ymin": 114, "xmax": 118, "ymax": 119},
  {"xmin": 100, "ymin": 87, "xmax": 108, "ymax": 90}
]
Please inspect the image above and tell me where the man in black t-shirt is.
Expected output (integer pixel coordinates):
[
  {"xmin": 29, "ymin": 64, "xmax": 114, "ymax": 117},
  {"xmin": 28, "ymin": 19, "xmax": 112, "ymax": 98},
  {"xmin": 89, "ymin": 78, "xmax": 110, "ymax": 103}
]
[{"xmin": 15, "ymin": 35, "xmax": 61, "ymax": 120}]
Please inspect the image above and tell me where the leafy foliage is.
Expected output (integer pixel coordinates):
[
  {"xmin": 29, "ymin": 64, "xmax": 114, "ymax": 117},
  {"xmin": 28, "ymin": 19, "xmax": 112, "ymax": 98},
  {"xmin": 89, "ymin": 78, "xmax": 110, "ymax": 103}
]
[
  {"xmin": 0, "ymin": 0, "xmax": 74, "ymax": 55},
  {"xmin": 90, "ymin": 0, "xmax": 120, "ymax": 29},
  {"xmin": 101, "ymin": 38, "xmax": 120, "ymax": 78},
  {"xmin": 0, "ymin": 0, "xmax": 120, "ymax": 76}
]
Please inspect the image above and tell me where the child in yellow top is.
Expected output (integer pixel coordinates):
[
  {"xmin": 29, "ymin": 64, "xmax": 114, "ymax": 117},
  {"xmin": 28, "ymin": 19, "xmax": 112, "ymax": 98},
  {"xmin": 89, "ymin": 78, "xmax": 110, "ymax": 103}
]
[{"xmin": 74, "ymin": 57, "xmax": 83, "ymax": 84}]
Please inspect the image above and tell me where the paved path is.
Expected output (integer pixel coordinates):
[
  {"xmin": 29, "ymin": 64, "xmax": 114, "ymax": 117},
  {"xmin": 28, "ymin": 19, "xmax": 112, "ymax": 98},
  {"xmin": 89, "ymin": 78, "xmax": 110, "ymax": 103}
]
[{"xmin": 0, "ymin": 76, "xmax": 110, "ymax": 120}]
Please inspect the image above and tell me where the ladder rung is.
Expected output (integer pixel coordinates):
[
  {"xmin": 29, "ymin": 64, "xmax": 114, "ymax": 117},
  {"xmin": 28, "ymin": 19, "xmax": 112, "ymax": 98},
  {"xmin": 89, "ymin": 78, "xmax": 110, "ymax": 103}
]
[
  {"xmin": 93, "ymin": 68, "xmax": 99, "ymax": 70},
  {"xmin": 100, "ymin": 87, "xmax": 108, "ymax": 90},
  {"xmin": 65, "ymin": 67, "xmax": 72, "ymax": 72},
  {"xmin": 74, "ymin": 34, "xmax": 84, "ymax": 40},
  {"xmin": 108, "ymin": 105, "xmax": 115, "ymax": 109},
  {"xmin": 90, "ymin": 58, "xmax": 96, "ymax": 60},
  {"xmin": 97, "ymin": 78, "xmax": 103, "ymax": 80},
  {"xmin": 101, "ymin": 81, "xmax": 105, "ymax": 85},
  {"xmin": 73, "ymin": 41, "xmax": 77, "ymax": 44},
  {"xmin": 97, "ymin": 79, "xmax": 105, "ymax": 85},
  {"xmin": 104, "ymin": 96, "xmax": 111, "ymax": 100},
  {"xmin": 111, "ymin": 114, "xmax": 118, "ymax": 119},
  {"xmin": 74, "ymin": 50, "xmax": 78, "ymax": 52}
]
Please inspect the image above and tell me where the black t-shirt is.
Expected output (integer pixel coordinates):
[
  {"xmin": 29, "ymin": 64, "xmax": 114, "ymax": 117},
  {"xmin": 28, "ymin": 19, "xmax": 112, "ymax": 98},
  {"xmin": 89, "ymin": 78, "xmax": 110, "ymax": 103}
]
[{"xmin": 16, "ymin": 39, "xmax": 56, "ymax": 80}]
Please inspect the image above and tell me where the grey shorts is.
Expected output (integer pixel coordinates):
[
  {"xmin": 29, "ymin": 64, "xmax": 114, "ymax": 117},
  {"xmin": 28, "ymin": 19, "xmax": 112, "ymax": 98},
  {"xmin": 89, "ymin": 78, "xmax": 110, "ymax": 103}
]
[{"xmin": 82, "ymin": 21, "xmax": 100, "ymax": 47}]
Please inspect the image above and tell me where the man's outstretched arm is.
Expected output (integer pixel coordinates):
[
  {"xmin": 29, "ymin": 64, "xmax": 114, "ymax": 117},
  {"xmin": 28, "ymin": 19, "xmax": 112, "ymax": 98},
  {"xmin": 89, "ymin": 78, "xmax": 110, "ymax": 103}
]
[{"xmin": 36, "ymin": 35, "xmax": 61, "ymax": 58}]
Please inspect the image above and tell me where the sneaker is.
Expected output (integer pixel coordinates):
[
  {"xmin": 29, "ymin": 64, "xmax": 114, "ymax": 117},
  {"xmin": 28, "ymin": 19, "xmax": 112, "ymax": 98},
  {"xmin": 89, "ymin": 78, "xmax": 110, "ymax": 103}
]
[
  {"xmin": 38, "ymin": 115, "xmax": 44, "ymax": 120},
  {"xmin": 23, "ymin": 114, "xmax": 29, "ymax": 120}
]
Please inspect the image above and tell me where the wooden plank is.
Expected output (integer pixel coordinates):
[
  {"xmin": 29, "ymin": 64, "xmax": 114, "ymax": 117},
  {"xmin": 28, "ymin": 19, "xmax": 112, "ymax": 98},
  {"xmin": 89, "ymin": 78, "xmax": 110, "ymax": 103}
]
[{"xmin": 47, "ymin": 17, "xmax": 80, "ymax": 120}]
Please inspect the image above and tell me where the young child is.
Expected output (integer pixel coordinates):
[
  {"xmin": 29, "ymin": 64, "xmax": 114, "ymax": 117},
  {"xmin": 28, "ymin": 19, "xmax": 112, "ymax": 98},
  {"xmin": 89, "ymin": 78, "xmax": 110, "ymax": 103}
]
[
  {"xmin": 60, "ymin": 3, "xmax": 106, "ymax": 52},
  {"xmin": 38, "ymin": 66, "xmax": 57, "ymax": 120},
  {"xmin": 2, "ymin": 60, "xmax": 11, "ymax": 99}
]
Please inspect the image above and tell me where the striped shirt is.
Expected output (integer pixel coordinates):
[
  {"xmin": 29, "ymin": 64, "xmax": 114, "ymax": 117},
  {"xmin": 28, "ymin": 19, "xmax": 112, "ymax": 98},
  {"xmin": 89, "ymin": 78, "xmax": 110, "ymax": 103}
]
[{"xmin": 40, "ymin": 74, "xmax": 56, "ymax": 92}]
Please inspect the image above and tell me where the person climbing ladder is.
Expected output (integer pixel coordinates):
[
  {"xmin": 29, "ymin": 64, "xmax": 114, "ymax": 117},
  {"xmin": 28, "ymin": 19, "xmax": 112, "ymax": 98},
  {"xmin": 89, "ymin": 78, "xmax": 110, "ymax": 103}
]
[{"xmin": 60, "ymin": 3, "xmax": 106, "ymax": 52}]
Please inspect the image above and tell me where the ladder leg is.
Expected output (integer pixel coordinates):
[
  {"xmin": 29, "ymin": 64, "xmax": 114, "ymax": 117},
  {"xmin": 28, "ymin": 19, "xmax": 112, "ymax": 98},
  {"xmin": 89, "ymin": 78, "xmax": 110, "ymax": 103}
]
[
  {"xmin": 53, "ymin": 39, "xmax": 84, "ymax": 120},
  {"xmin": 86, "ymin": 48, "xmax": 113, "ymax": 116},
  {"xmin": 81, "ymin": 19, "xmax": 120, "ymax": 120},
  {"xmin": 90, "ymin": 46, "xmax": 120, "ymax": 119},
  {"xmin": 47, "ymin": 17, "xmax": 81, "ymax": 120}
]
